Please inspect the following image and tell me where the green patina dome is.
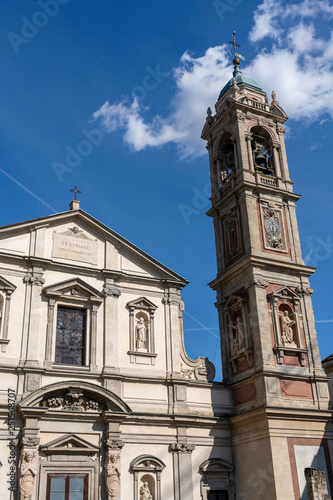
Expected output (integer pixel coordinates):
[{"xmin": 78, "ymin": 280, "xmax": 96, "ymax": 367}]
[{"xmin": 218, "ymin": 65, "xmax": 262, "ymax": 100}]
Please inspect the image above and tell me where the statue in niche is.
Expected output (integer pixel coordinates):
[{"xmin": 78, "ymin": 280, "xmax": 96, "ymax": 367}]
[
  {"xmin": 136, "ymin": 317, "xmax": 147, "ymax": 350},
  {"xmin": 232, "ymin": 316, "xmax": 245, "ymax": 352},
  {"xmin": 105, "ymin": 450, "xmax": 121, "ymax": 499},
  {"xmin": 281, "ymin": 310, "xmax": 295, "ymax": 345},
  {"xmin": 140, "ymin": 481, "xmax": 153, "ymax": 500},
  {"xmin": 19, "ymin": 449, "xmax": 37, "ymax": 499}
]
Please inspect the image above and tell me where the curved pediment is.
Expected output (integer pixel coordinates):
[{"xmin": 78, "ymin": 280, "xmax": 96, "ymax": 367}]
[
  {"xmin": 130, "ymin": 455, "xmax": 166, "ymax": 472},
  {"xmin": 18, "ymin": 381, "xmax": 131, "ymax": 414},
  {"xmin": 199, "ymin": 458, "xmax": 234, "ymax": 473}
]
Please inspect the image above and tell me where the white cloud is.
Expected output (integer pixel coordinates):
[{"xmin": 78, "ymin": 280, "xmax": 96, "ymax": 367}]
[
  {"xmin": 249, "ymin": 0, "xmax": 333, "ymax": 43},
  {"xmin": 93, "ymin": 0, "xmax": 333, "ymax": 160},
  {"xmin": 93, "ymin": 46, "xmax": 232, "ymax": 159}
]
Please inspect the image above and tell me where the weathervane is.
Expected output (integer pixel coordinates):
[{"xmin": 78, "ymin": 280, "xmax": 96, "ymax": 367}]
[
  {"xmin": 229, "ymin": 31, "xmax": 245, "ymax": 65},
  {"xmin": 70, "ymin": 185, "xmax": 81, "ymax": 200}
]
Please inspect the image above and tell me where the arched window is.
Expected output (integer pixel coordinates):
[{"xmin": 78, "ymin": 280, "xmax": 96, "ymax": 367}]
[
  {"xmin": 250, "ymin": 126, "xmax": 274, "ymax": 176},
  {"xmin": 217, "ymin": 133, "xmax": 236, "ymax": 184}
]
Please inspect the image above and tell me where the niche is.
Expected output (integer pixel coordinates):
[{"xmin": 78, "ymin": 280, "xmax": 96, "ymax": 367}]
[
  {"xmin": 140, "ymin": 474, "xmax": 155, "ymax": 499},
  {"xmin": 130, "ymin": 455, "xmax": 165, "ymax": 500},
  {"xmin": 135, "ymin": 312, "xmax": 149, "ymax": 352},
  {"xmin": 279, "ymin": 303, "xmax": 297, "ymax": 347}
]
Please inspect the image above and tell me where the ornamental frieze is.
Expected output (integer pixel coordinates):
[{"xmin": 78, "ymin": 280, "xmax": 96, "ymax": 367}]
[{"xmin": 40, "ymin": 390, "xmax": 101, "ymax": 412}]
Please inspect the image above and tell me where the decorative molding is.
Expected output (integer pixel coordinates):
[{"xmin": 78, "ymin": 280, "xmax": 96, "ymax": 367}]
[
  {"xmin": 24, "ymin": 272, "xmax": 45, "ymax": 287},
  {"xmin": 169, "ymin": 443, "xmax": 195, "ymax": 454},
  {"xmin": 103, "ymin": 285, "xmax": 121, "ymax": 297},
  {"xmin": 247, "ymin": 278, "xmax": 268, "ymax": 289},
  {"xmin": 21, "ymin": 437, "xmax": 40, "ymax": 448},
  {"xmin": 296, "ymin": 285, "xmax": 313, "ymax": 296},
  {"xmin": 40, "ymin": 389, "xmax": 102, "ymax": 412},
  {"xmin": 105, "ymin": 439, "xmax": 124, "ymax": 450},
  {"xmin": 19, "ymin": 380, "xmax": 131, "ymax": 414}
]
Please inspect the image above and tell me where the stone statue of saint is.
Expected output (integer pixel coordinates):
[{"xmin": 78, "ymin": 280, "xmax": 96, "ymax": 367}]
[
  {"xmin": 19, "ymin": 449, "xmax": 37, "ymax": 500},
  {"xmin": 105, "ymin": 451, "xmax": 121, "ymax": 499},
  {"xmin": 232, "ymin": 316, "xmax": 245, "ymax": 351},
  {"xmin": 281, "ymin": 310, "xmax": 295, "ymax": 344},
  {"xmin": 271, "ymin": 90, "xmax": 277, "ymax": 101},
  {"xmin": 140, "ymin": 481, "xmax": 153, "ymax": 500},
  {"xmin": 232, "ymin": 77, "xmax": 239, "ymax": 93},
  {"xmin": 136, "ymin": 317, "xmax": 147, "ymax": 349}
]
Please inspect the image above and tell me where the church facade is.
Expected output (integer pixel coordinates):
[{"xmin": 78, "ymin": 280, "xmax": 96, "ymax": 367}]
[{"xmin": 1, "ymin": 55, "xmax": 333, "ymax": 500}]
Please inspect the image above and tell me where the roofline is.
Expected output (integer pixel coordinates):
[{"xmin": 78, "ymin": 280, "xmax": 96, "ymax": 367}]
[{"xmin": 0, "ymin": 209, "xmax": 188, "ymax": 285}]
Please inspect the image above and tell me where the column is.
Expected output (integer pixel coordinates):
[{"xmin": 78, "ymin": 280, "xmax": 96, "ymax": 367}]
[
  {"xmin": 25, "ymin": 268, "xmax": 45, "ymax": 367},
  {"xmin": 169, "ymin": 443, "xmax": 195, "ymax": 500},
  {"xmin": 103, "ymin": 279, "xmax": 121, "ymax": 371},
  {"xmin": 44, "ymin": 297, "xmax": 56, "ymax": 366},
  {"xmin": 272, "ymin": 143, "xmax": 282, "ymax": 178},
  {"xmin": 245, "ymin": 135, "xmax": 255, "ymax": 172},
  {"xmin": 90, "ymin": 301, "xmax": 99, "ymax": 370},
  {"xmin": 1, "ymin": 291, "xmax": 13, "ymax": 352}
]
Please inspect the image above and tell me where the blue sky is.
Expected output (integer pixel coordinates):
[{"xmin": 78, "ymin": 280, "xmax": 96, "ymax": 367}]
[{"xmin": 1, "ymin": 0, "xmax": 333, "ymax": 380}]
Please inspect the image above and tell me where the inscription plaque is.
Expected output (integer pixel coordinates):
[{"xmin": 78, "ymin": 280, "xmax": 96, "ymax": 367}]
[{"xmin": 52, "ymin": 226, "xmax": 98, "ymax": 265}]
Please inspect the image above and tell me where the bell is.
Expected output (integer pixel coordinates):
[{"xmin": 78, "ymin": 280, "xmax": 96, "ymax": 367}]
[{"xmin": 254, "ymin": 149, "xmax": 266, "ymax": 165}]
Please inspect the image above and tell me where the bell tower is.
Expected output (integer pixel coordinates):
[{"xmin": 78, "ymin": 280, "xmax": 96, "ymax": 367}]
[{"xmin": 202, "ymin": 34, "xmax": 331, "ymax": 500}]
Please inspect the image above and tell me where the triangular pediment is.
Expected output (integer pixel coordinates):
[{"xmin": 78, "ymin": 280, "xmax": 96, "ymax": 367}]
[
  {"xmin": 224, "ymin": 295, "xmax": 245, "ymax": 309},
  {"xmin": 268, "ymin": 286, "xmax": 301, "ymax": 300},
  {"xmin": 43, "ymin": 278, "xmax": 103, "ymax": 301},
  {"xmin": 0, "ymin": 209, "xmax": 187, "ymax": 285},
  {"xmin": 270, "ymin": 103, "xmax": 288, "ymax": 119},
  {"xmin": 127, "ymin": 296, "xmax": 158, "ymax": 311},
  {"xmin": 0, "ymin": 275, "xmax": 16, "ymax": 292},
  {"xmin": 41, "ymin": 434, "xmax": 99, "ymax": 451}
]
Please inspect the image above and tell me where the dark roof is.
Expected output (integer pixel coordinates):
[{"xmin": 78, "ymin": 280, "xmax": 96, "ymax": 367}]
[{"xmin": 218, "ymin": 65, "xmax": 262, "ymax": 100}]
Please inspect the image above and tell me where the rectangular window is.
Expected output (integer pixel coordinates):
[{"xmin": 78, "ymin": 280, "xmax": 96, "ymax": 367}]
[
  {"xmin": 55, "ymin": 307, "xmax": 86, "ymax": 365},
  {"xmin": 47, "ymin": 474, "xmax": 88, "ymax": 500},
  {"xmin": 208, "ymin": 491, "xmax": 229, "ymax": 500}
]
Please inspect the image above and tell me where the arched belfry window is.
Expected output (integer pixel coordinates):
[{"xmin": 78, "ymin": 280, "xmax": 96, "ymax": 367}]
[
  {"xmin": 217, "ymin": 133, "xmax": 236, "ymax": 186},
  {"xmin": 250, "ymin": 126, "xmax": 274, "ymax": 176}
]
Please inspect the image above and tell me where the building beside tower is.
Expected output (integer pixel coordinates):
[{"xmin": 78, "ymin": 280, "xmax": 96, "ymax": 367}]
[{"xmin": 0, "ymin": 53, "xmax": 332, "ymax": 500}]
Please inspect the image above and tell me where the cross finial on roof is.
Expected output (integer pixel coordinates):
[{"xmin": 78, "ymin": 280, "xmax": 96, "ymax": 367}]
[
  {"xmin": 229, "ymin": 31, "xmax": 245, "ymax": 66},
  {"xmin": 70, "ymin": 185, "xmax": 81, "ymax": 200}
]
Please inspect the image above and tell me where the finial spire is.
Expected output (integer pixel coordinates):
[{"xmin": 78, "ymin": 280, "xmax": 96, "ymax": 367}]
[
  {"xmin": 229, "ymin": 31, "xmax": 245, "ymax": 67},
  {"xmin": 69, "ymin": 185, "xmax": 81, "ymax": 210}
]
